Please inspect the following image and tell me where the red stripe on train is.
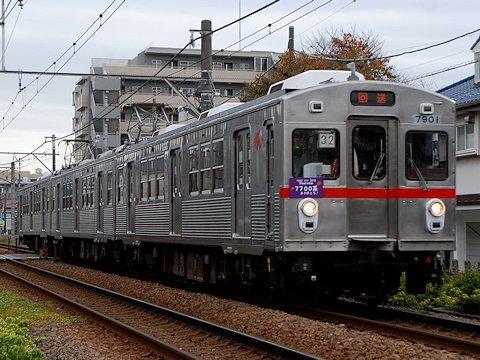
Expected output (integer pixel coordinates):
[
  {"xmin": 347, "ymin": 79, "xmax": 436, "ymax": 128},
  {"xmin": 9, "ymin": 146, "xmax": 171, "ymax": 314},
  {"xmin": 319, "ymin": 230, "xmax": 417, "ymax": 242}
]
[{"xmin": 279, "ymin": 187, "xmax": 455, "ymax": 199}]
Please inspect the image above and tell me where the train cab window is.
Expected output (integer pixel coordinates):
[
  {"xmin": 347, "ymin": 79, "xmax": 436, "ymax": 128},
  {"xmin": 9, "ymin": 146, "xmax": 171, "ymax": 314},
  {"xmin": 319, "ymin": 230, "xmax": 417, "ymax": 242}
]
[
  {"xmin": 292, "ymin": 129, "xmax": 340, "ymax": 179},
  {"xmin": 406, "ymin": 131, "xmax": 448, "ymax": 181},
  {"xmin": 352, "ymin": 126, "xmax": 386, "ymax": 181}
]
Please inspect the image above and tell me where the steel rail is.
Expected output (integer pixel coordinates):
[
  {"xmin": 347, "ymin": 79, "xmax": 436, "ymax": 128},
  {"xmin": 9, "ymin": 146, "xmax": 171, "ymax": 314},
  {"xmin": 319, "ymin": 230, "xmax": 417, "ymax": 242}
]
[
  {"xmin": 1, "ymin": 259, "xmax": 319, "ymax": 360},
  {"xmin": 0, "ymin": 243, "xmax": 35, "ymax": 253},
  {"xmin": 309, "ymin": 308, "xmax": 480, "ymax": 357},
  {"xmin": 0, "ymin": 262, "xmax": 196, "ymax": 360}
]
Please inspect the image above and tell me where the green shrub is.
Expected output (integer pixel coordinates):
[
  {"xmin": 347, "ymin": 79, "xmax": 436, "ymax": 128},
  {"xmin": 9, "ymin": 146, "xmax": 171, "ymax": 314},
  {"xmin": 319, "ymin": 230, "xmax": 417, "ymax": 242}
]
[
  {"xmin": 0, "ymin": 317, "xmax": 43, "ymax": 359},
  {"xmin": 389, "ymin": 269, "xmax": 480, "ymax": 314}
]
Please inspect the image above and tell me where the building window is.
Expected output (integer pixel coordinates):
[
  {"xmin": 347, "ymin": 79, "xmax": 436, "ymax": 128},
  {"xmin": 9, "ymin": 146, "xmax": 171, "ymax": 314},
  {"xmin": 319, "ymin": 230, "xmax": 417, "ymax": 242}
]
[
  {"xmin": 255, "ymin": 57, "xmax": 269, "ymax": 71},
  {"xmin": 152, "ymin": 59, "xmax": 163, "ymax": 67},
  {"xmin": 152, "ymin": 87, "xmax": 163, "ymax": 96},
  {"xmin": 189, "ymin": 146, "xmax": 200, "ymax": 194},
  {"xmin": 180, "ymin": 88, "xmax": 195, "ymax": 96},
  {"xmin": 456, "ymin": 123, "xmax": 475, "ymax": 152},
  {"xmin": 224, "ymin": 89, "xmax": 234, "ymax": 97},
  {"xmin": 240, "ymin": 63, "xmax": 249, "ymax": 70},
  {"xmin": 131, "ymin": 86, "xmax": 143, "ymax": 94},
  {"xmin": 225, "ymin": 62, "xmax": 233, "ymax": 70},
  {"xmin": 213, "ymin": 62, "xmax": 223, "ymax": 70}
]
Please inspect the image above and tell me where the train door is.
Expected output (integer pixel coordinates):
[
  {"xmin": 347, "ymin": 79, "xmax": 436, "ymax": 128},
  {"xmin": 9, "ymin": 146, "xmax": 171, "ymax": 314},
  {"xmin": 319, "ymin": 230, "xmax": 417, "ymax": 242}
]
[
  {"xmin": 97, "ymin": 171, "xmax": 104, "ymax": 233},
  {"xmin": 170, "ymin": 149, "xmax": 181, "ymax": 235},
  {"xmin": 266, "ymin": 124, "xmax": 275, "ymax": 235},
  {"xmin": 126, "ymin": 162, "xmax": 135, "ymax": 234},
  {"xmin": 41, "ymin": 187, "xmax": 46, "ymax": 230},
  {"xmin": 347, "ymin": 119, "xmax": 396, "ymax": 240},
  {"xmin": 234, "ymin": 129, "xmax": 251, "ymax": 237}
]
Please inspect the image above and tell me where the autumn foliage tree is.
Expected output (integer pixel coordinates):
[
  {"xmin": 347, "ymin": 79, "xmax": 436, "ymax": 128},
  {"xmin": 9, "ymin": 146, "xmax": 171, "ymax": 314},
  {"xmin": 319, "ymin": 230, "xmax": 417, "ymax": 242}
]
[{"xmin": 242, "ymin": 29, "xmax": 398, "ymax": 101}]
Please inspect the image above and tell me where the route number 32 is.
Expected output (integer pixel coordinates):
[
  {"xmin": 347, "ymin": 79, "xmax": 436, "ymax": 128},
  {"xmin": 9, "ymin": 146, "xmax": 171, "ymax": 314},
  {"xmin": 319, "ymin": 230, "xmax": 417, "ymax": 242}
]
[{"xmin": 415, "ymin": 114, "xmax": 440, "ymax": 124}]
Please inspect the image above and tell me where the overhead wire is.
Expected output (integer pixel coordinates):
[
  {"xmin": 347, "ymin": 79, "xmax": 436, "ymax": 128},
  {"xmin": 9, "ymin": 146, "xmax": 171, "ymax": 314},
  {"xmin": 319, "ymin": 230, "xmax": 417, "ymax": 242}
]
[
  {"xmin": 406, "ymin": 58, "xmax": 480, "ymax": 82},
  {"xmin": 4, "ymin": 0, "xmax": 281, "ymax": 165},
  {"xmin": 298, "ymin": 26, "xmax": 480, "ymax": 62},
  {"xmin": 0, "ymin": 0, "xmax": 120, "ymax": 128}
]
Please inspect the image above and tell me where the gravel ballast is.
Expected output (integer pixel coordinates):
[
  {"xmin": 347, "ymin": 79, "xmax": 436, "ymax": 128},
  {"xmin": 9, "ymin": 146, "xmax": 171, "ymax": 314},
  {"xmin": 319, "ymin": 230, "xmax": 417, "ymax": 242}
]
[
  {"xmin": 0, "ymin": 274, "xmax": 161, "ymax": 359},
  {"xmin": 26, "ymin": 259, "xmax": 473, "ymax": 359}
]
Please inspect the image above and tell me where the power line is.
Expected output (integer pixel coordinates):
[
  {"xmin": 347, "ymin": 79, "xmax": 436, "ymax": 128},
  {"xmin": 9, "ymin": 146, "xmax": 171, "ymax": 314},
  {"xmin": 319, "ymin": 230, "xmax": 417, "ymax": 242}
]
[
  {"xmin": 5, "ymin": 0, "xmax": 281, "ymax": 164},
  {"xmin": 0, "ymin": 0, "xmax": 126, "ymax": 134},
  {"xmin": 299, "ymin": 26, "xmax": 480, "ymax": 62},
  {"xmin": 406, "ymin": 58, "xmax": 479, "ymax": 82},
  {"xmin": 3, "ymin": 0, "xmax": 26, "ymax": 53}
]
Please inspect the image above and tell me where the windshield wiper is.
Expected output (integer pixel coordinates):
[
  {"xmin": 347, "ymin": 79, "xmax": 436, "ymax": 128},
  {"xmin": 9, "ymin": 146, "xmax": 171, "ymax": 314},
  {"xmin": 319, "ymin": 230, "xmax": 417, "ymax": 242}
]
[
  {"xmin": 408, "ymin": 143, "xmax": 429, "ymax": 192},
  {"xmin": 368, "ymin": 152, "xmax": 385, "ymax": 184}
]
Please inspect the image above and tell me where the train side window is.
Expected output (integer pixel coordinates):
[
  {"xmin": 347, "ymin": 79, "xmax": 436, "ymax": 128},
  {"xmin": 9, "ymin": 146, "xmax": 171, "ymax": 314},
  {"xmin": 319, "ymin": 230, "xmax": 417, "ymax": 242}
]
[
  {"xmin": 117, "ymin": 167, "xmax": 124, "ymax": 204},
  {"xmin": 352, "ymin": 126, "xmax": 386, "ymax": 181},
  {"xmin": 140, "ymin": 160, "xmax": 148, "ymax": 201},
  {"xmin": 292, "ymin": 129, "xmax": 340, "ymax": 179},
  {"xmin": 212, "ymin": 139, "xmax": 224, "ymax": 191},
  {"xmin": 201, "ymin": 142, "xmax": 212, "ymax": 193},
  {"xmin": 189, "ymin": 146, "xmax": 200, "ymax": 194},
  {"xmin": 246, "ymin": 133, "xmax": 251, "ymax": 186},
  {"xmin": 406, "ymin": 131, "xmax": 448, "ymax": 181},
  {"xmin": 149, "ymin": 159, "xmax": 156, "ymax": 199},
  {"xmin": 106, "ymin": 171, "xmax": 113, "ymax": 205},
  {"xmin": 156, "ymin": 156, "xmax": 165, "ymax": 199}
]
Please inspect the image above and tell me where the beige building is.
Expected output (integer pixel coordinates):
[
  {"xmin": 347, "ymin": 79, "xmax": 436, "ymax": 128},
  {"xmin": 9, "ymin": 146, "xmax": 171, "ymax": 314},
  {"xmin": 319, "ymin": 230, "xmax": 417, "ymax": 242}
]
[{"xmin": 72, "ymin": 47, "xmax": 280, "ymax": 162}]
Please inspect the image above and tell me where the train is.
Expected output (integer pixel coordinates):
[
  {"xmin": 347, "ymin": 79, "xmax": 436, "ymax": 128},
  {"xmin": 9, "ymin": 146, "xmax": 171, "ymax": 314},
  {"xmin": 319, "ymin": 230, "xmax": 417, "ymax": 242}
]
[{"xmin": 16, "ymin": 70, "xmax": 456, "ymax": 300}]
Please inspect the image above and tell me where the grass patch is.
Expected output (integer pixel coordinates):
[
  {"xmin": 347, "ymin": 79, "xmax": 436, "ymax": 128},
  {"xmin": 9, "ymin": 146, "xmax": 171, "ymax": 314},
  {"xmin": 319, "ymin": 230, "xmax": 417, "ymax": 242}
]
[
  {"xmin": 389, "ymin": 270, "xmax": 480, "ymax": 314},
  {"xmin": 0, "ymin": 290, "xmax": 77, "ymax": 359}
]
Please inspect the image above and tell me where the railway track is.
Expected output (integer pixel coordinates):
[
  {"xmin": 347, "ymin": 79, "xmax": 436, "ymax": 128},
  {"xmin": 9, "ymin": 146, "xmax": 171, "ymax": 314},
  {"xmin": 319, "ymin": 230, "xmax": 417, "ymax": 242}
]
[
  {"xmin": 0, "ymin": 259, "xmax": 318, "ymax": 360},
  {"xmin": 303, "ymin": 305, "xmax": 480, "ymax": 357},
  {"xmin": 0, "ymin": 243, "xmax": 35, "ymax": 253}
]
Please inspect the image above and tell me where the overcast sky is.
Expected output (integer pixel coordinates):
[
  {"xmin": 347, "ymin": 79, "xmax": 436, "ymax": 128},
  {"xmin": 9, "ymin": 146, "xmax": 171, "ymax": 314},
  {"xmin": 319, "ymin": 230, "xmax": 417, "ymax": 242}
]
[{"xmin": 0, "ymin": 0, "xmax": 479, "ymax": 172}]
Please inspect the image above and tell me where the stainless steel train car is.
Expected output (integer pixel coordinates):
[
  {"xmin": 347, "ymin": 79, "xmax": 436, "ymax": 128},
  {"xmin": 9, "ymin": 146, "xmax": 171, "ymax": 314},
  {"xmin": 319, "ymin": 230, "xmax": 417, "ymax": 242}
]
[{"xmin": 16, "ymin": 70, "xmax": 456, "ymax": 299}]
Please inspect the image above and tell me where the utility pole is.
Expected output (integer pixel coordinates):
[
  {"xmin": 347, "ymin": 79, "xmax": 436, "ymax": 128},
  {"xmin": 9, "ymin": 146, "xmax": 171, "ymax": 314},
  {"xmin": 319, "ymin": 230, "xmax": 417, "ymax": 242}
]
[
  {"xmin": 199, "ymin": 19, "xmax": 213, "ymax": 113},
  {"xmin": 1, "ymin": 0, "xmax": 5, "ymax": 70},
  {"xmin": 51, "ymin": 134, "xmax": 56, "ymax": 172},
  {"xmin": 238, "ymin": 0, "xmax": 242, "ymax": 50},
  {"xmin": 288, "ymin": 26, "xmax": 295, "ymax": 52},
  {"xmin": 10, "ymin": 161, "xmax": 15, "ymax": 245}
]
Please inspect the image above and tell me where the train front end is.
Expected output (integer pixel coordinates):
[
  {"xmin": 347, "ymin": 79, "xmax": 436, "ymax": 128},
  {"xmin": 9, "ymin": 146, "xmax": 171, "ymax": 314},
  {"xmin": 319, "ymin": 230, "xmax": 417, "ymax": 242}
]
[{"xmin": 279, "ymin": 76, "xmax": 456, "ymax": 298}]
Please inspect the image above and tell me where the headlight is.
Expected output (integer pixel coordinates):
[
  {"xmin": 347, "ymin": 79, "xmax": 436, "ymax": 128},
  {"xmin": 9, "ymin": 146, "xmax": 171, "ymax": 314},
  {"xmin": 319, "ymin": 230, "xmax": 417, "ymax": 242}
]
[
  {"xmin": 429, "ymin": 200, "xmax": 446, "ymax": 217},
  {"xmin": 301, "ymin": 199, "xmax": 318, "ymax": 217}
]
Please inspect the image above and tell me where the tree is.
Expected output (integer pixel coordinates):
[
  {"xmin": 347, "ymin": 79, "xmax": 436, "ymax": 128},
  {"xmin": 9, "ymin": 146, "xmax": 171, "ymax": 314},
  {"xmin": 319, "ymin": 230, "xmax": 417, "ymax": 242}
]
[{"xmin": 242, "ymin": 29, "xmax": 398, "ymax": 101}]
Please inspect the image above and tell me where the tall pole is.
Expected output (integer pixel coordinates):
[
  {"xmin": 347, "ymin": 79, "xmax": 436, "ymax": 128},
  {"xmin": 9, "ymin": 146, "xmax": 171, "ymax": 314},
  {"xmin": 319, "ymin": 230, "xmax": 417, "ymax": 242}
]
[
  {"xmin": 238, "ymin": 0, "xmax": 241, "ymax": 50},
  {"xmin": 10, "ymin": 161, "xmax": 15, "ymax": 244},
  {"xmin": 51, "ymin": 134, "xmax": 56, "ymax": 172},
  {"xmin": 1, "ymin": 0, "xmax": 5, "ymax": 71},
  {"xmin": 288, "ymin": 26, "xmax": 295, "ymax": 52},
  {"xmin": 199, "ymin": 19, "xmax": 213, "ymax": 112}
]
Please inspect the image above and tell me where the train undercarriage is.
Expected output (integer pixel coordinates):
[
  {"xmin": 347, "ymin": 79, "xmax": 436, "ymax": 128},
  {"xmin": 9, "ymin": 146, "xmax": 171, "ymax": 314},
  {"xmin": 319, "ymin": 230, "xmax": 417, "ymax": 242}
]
[{"xmin": 21, "ymin": 235, "xmax": 442, "ymax": 303}]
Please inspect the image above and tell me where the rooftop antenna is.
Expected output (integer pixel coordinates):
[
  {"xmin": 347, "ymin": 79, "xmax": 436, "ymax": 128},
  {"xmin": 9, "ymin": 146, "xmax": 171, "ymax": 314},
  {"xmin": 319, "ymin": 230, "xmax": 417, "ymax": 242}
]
[{"xmin": 346, "ymin": 62, "xmax": 359, "ymax": 81}]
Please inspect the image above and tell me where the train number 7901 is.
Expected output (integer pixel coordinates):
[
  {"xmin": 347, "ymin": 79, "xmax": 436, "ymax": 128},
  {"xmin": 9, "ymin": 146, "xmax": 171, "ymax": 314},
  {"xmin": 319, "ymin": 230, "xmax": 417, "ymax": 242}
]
[{"xmin": 415, "ymin": 114, "xmax": 440, "ymax": 124}]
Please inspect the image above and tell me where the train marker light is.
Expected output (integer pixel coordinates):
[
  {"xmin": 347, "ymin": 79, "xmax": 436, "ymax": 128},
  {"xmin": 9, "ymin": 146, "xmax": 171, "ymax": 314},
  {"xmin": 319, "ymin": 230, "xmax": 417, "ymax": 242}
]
[
  {"xmin": 301, "ymin": 199, "xmax": 318, "ymax": 217},
  {"xmin": 425, "ymin": 199, "xmax": 446, "ymax": 234}
]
